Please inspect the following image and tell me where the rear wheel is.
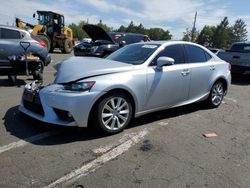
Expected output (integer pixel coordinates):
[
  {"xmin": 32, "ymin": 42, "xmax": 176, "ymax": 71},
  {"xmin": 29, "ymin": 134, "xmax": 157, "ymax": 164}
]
[
  {"xmin": 62, "ymin": 39, "xmax": 73, "ymax": 54},
  {"xmin": 37, "ymin": 35, "xmax": 51, "ymax": 52},
  {"xmin": 207, "ymin": 81, "xmax": 225, "ymax": 108},
  {"xmin": 92, "ymin": 93, "xmax": 133, "ymax": 134}
]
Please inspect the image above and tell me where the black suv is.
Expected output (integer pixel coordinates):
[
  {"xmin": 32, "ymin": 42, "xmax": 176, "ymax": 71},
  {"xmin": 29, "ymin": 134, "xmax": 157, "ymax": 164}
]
[
  {"xmin": 0, "ymin": 25, "xmax": 51, "ymax": 82},
  {"xmin": 73, "ymin": 24, "xmax": 148, "ymax": 57}
]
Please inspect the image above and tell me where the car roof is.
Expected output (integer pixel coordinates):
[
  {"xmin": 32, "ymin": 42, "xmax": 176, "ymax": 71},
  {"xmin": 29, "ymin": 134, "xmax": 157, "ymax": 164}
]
[
  {"xmin": 0, "ymin": 25, "xmax": 30, "ymax": 34},
  {"xmin": 109, "ymin": 32, "xmax": 145, "ymax": 36},
  {"xmin": 141, "ymin": 40, "xmax": 204, "ymax": 46},
  {"xmin": 137, "ymin": 40, "xmax": 218, "ymax": 58},
  {"xmin": 37, "ymin": 10, "xmax": 63, "ymax": 16}
]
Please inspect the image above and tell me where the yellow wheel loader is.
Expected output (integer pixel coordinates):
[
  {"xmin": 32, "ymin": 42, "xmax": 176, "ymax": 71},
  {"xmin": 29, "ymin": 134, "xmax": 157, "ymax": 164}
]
[{"xmin": 16, "ymin": 11, "xmax": 73, "ymax": 53}]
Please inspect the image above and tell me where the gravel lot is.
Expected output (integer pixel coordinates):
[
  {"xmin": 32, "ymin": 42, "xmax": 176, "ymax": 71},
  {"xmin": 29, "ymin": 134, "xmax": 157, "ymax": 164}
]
[{"xmin": 0, "ymin": 53, "xmax": 250, "ymax": 188}]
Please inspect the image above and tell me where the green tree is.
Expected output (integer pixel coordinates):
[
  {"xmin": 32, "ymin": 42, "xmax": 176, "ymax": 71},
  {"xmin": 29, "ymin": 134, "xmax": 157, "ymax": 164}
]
[
  {"xmin": 213, "ymin": 17, "xmax": 230, "ymax": 48},
  {"xmin": 230, "ymin": 19, "xmax": 248, "ymax": 43},
  {"xmin": 116, "ymin": 21, "xmax": 172, "ymax": 40},
  {"xmin": 68, "ymin": 21, "xmax": 88, "ymax": 40},
  {"xmin": 197, "ymin": 25, "xmax": 216, "ymax": 47},
  {"xmin": 182, "ymin": 28, "xmax": 192, "ymax": 41},
  {"xmin": 182, "ymin": 28, "xmax": 199, "ymax": 41},
  {"xmin": 117, "ymin": 25, "xmax": 126, "ymax": 32},
  {"xmin": 97, "ymin": 20, "xmax": 113, "ymax": 32},
  {"xmin": 126, "ymin": 21, "xmax": 136, "ymax": 32},
  {"xmin": 147, "ymin": 28, "xmax": 172, "ymax": 40},
  {"xmin": 69, "ymin": 20, "xmax": 172, "ymax": 41}
]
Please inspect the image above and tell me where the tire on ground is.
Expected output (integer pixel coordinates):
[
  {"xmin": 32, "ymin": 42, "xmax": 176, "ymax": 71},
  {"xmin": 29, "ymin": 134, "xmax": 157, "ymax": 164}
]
[
  {"xmin": 91, "ymin": 93, "xmax": 133, "ymax": 135},
  {"xmin": 62, "ymin": 39, "xmax": 73, "ymax": 54},
  {"xmin": 206, "ymin": 81, "xmax": 225, "ymax": 108},
  {"xmin": 32, "ymin": 60, "xmax": 44, "ymax": 80}
]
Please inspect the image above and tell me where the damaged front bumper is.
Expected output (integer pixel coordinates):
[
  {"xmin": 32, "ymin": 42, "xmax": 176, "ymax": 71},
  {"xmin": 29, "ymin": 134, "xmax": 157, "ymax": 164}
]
[{"xmin": 19, "ymin": 81, "xmax": 103, "ymax": 127}]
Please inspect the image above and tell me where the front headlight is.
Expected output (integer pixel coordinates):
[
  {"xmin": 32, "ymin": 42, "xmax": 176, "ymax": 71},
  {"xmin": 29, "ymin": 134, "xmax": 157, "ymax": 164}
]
[{"xmin": 64, "ymin": 81, "xmax": 95, "ymax": 92}]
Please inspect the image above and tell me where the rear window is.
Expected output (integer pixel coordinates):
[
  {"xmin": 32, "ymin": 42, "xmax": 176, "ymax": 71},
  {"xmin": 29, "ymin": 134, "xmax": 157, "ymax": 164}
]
[
  {"xmin": 230, "ymin": 44, "xmax": 250, "ymax": 52},
  {"xmin": 0, "ymin": 28, "xmax": 20, "ymax": 39},
  {"xmin": 109, "ymin": 33, "xmax": 144, "ymax": 45}
]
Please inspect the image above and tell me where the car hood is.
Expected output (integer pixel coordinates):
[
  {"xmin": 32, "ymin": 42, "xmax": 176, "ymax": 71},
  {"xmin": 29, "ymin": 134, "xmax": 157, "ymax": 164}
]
[
  {"xmin": 83, "ymin": 24, "xmax": 114, "ymax": 44},
  {"xmin": 54, "ymin": 57, "xmax": 135, "ymax": 84}
]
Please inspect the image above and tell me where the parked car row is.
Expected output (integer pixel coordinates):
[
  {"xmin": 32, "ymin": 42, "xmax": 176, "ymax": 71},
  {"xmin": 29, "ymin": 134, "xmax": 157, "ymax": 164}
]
[
  {"xmin": 73, "ymin": 24, "xmax": 149, "ymax": 57},
  {"xmin": 0, "ymin": 23, "xmax": 232, "ymax": 135}
]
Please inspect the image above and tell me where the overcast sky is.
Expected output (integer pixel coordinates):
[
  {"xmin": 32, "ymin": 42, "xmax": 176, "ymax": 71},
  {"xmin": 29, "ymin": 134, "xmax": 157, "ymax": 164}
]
[{"xmin": 1, "ymin": 0, "xmax": 250, "ymax": 39}]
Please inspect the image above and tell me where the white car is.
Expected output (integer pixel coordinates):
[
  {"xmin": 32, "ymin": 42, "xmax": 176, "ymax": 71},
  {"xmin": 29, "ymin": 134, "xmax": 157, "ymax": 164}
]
[{"xmin": 19, "ymin": 41, "xmax": 231, "ymax": 134}]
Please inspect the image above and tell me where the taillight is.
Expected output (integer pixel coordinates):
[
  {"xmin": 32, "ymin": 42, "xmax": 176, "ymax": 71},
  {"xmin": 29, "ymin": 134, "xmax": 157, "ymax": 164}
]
[
  {"xmin": 228, "ymin": 63, "xmax": 231, "ymax": 71},
  {"xmin": 31, "ymin": 35, "xmax": 47, "ymax": 48},
  {"xmin": 35, "ymin": 39, "xmax": 46, "ymax": 48}
]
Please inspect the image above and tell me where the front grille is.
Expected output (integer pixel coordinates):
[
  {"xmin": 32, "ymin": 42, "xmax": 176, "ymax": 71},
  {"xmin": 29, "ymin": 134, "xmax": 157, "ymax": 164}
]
[{"xmin": 23, "ymin": 92, "xmax": 45, "ymax": 116}]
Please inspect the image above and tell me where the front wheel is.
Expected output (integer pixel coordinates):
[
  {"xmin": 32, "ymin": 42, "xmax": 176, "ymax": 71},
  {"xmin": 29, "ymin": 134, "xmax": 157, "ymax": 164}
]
[
  {"xmin": 32, "ymin": 60, "xmax": 44, "ymax": 80},
  {"xmin": 207, "ymin": 81, "xmax": 225, "ymax": 108},
  {"xmin": 92, "ymin": 93, "xmax": 133, "ymax": 134}
]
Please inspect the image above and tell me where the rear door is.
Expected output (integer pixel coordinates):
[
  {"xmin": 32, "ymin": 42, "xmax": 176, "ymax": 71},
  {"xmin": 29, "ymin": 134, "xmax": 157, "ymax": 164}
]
[
  {"xmin": 0, "ymin": 28, "xmax": 21, "ymax": 67},
  {"xmin": 146, "ymin": 44, "xmax": 191, "ymax": 109},
  {"xmin": 184, "ymin": 44, "xmax": 215, "ymax": 101}
]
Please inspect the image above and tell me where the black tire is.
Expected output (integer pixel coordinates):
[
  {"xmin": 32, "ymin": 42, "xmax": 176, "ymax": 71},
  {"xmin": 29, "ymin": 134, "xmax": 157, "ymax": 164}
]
[
  {"xmin": 37, "ymin": 35, "xmax": 51, "ymax": 52},
  {"xmin": 32, "ymin": 60, "xmax": 44, "ymax": 80},
  {"xmin": 206, "ymin": 81, "xmax": 225, "ymax": 108},
  {"xmin": 49, "ymin": 45, "xmax": 54, "ymax": 53},
  {"xmin": 91, "ymin": 93, "xmax": 133, "ymax": 134},
  {"xmin": 62, "ymin": 39, "xmax": 73, "ymax": 54},
  {"xmin": 8, "ymin": 75, "xmax": 16, "ymax": 85}
]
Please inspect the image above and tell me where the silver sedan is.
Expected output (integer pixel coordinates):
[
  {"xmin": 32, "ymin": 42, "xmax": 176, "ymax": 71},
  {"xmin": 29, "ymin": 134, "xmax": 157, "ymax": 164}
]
[{"xmin": 19, "ymin": 41, "xmax": 231, "ymax": 134}]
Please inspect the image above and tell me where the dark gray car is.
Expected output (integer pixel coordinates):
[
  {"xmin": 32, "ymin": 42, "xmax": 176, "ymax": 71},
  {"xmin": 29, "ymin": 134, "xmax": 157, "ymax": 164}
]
[{"xmin": 0, "ymin": 25, "xmax": 51, "ymax": 82}]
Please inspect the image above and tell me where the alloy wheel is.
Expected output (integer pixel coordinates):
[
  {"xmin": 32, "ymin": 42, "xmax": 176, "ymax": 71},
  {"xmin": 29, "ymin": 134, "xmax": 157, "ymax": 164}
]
[
  {"xmin": 211, "ymin": 82, "xmax": 224, "ymax": 106},
  {"xmin": 101, "ymin": 97, "xmax": 130, "ymax": 131}
]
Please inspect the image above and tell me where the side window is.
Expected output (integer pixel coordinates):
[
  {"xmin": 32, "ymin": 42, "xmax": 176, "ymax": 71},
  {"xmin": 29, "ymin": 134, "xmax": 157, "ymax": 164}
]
[
  {"xmin": 185, "ymin": 45, "xmax": 207, "ymax": 63},
  {"xmin": 123, "ymin": 35, "xmax": 133, "ymax": 44},
  {"xmin": 152, "ymin": 44, "xmax": 185, "ymax": 65},
  {"xmin": 133, "ymin": 35, "xmax": 144, "ymax": 43},
  {"xmin": 204, "ymin": 51, "xmax": 212, "ymax": 61},
  {"xmin": 1, "ymin": 28, "xmax": 20, "ymax": 39}
]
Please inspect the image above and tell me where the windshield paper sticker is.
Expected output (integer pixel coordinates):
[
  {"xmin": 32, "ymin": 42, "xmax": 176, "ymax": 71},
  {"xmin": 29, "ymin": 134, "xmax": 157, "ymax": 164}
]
[{"xmin": 142, "ymin": 45, "xmax": 158, "ymax": 49}]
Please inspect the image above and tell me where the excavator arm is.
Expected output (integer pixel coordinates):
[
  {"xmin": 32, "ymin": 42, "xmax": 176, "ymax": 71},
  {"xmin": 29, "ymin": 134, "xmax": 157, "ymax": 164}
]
[{"xmin": 15, "ymin": 18, "xmax": 34, "ymax": 29}]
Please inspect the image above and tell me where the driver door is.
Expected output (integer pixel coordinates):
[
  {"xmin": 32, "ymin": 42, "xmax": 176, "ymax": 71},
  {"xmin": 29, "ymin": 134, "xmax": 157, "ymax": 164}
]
[{"xmin": 145, "ymin": 44, "xmax": 191, "ymax": 110}]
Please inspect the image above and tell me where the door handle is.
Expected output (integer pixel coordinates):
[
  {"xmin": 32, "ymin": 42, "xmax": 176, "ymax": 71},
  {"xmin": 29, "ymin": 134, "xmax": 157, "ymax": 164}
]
[
  {"xmin": 210, "ymin": 65, "xmax": 215, "ymax": 71},
  {"xmin": 181, "ymin": 69, "xmax": 190, "ymax": 76},
  {"xmin": 233, "ymin": 56, "xmax": 240, "ymax": 59}
]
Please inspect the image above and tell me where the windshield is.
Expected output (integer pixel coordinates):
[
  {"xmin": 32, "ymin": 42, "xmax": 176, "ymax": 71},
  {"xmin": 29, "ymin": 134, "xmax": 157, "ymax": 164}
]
[
  {"xmin": 38, "ymin": 14, "xmax": 50, "ymax": 25},
  {"xmin": 106, "ymin": 43, "xmax": 160, "ymax": 65},
  {"xmin": 231, "ymin": 43, "xmax": 250, "ymax": 52}
]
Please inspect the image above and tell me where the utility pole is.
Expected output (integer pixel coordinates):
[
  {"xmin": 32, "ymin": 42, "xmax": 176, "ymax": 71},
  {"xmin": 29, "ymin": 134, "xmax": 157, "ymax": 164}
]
[{"xmin": 191, "ymin": 11, "xmax": 197, "ymax": 42}]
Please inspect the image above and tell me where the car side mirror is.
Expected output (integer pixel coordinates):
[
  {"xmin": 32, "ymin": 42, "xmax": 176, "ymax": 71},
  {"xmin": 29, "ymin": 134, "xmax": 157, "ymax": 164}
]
[
  {"xmin": 119, "ymin": 41, "xmax": 126, "ymax": 47},
  {"xmin": 156, "ymin": 56, "xmax": 174, "ymax": 69},
  {"xmin": 33, "ymin": 13, "xmax": 36, "ymax": 18}
]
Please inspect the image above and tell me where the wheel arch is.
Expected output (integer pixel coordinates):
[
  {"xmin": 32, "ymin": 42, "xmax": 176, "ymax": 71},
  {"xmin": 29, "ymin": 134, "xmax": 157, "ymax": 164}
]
[
  {"xmin": 88, "ymin": 88, "xmax": 137, "ymax": 127},
  {"xmin": 210, "ymin": 76, "xmax": 228, "ymax": 93}
]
